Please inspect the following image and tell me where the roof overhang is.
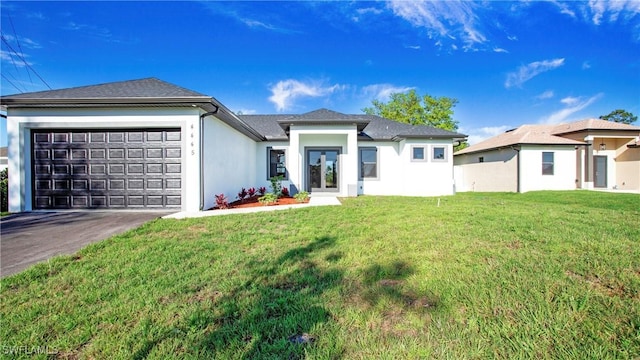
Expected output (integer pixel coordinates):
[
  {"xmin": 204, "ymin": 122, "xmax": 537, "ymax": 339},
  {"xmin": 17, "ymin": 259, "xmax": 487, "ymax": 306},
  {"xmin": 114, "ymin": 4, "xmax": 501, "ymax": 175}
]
[
  {"xmin": 391, "ymin": 134, "xmax": 467, "ymax": 141},
  {"xmin": 0, "ymin": 96, "xmax": 266, "ymax": 141},
  {"xmin": 277, "ymin": 119, "xmax": 370, "ymax": 132}
]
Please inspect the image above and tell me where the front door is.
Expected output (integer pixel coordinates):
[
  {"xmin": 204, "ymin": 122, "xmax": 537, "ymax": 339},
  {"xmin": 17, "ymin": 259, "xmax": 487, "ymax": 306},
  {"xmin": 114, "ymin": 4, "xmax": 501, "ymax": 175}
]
[
  {"xmin": 594, "ymin": 155, "xmax": 607, "ymax": 188},
  {"xmin": 307, "ymin": 149, "xmax": 340, "ymax": 192}
]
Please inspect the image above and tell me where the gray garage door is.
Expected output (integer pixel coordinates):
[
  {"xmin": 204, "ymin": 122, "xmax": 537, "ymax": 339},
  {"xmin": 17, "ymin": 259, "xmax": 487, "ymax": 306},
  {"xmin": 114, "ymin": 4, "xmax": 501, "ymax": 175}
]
[{"xmin": 32, "ymin": 129, "xmax": 182, "ymax": 209}]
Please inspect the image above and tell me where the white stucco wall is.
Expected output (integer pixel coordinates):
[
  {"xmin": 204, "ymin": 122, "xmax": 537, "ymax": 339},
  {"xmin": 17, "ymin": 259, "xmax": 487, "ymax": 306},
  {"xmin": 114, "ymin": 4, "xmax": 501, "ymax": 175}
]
[
  {"xmin": 202, "ymin": 114, "xmax": 257, "ymax": 210},
  {"xmin": 453, "ymin": 148, "xmax": 518, "ymax": 192},
  {"xmin": 6, "ymin": 107, "xmax": 200, "ymax": 212},
  {"xmin": 359, "ymin": 140, "xmax": 455, "ymax": 196},
  {"xmin": 519, "ymin": 145, "xmax": 577, "ymax": 192}
]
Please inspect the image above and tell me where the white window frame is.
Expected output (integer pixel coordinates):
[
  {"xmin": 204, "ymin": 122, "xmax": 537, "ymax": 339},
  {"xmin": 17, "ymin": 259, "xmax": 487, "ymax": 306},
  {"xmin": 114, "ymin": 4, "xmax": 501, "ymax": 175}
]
[
  {"xmin": 411, "ymin": 146, "xmax": 427, "ymax": 162},
  {"xmin": 267, "ymin": 147, "xmax": 288, "ymax": 180},
  {"xmin": 359, "ymin": 146, "xmax": 379, "ymax": 180},
  {"xmin": 432, "ymin": 146, "xmax": 447, "ymax": 162}
]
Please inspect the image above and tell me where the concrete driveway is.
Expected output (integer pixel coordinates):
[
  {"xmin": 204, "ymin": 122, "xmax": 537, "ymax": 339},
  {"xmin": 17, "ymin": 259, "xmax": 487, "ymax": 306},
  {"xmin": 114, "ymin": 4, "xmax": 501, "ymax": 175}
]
[{"xmin": 1, "ymin": 211, "xmax": 171, "ymax": 277}]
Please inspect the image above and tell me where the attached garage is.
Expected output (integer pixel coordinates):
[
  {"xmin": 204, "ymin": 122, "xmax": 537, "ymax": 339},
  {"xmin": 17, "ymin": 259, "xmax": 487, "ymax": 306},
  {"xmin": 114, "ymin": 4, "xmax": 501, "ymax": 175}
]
[{"xmin": 32, "ymin": 128, "xmax": 182, "ymax": 209}]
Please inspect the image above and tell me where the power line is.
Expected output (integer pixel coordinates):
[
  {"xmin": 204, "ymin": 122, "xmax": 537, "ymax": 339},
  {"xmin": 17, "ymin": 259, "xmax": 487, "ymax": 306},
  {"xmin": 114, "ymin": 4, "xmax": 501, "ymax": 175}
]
[
  {"xmin": 0, "ymin": 34, "xmax": 52, "ymax": 90},
  {"xmin": 1, "ymin": 73, "xmax": 24, "ymax": 93},
  {"xmin": 7, "ymin": 13, "xmax": 33, "ymax": 86}
]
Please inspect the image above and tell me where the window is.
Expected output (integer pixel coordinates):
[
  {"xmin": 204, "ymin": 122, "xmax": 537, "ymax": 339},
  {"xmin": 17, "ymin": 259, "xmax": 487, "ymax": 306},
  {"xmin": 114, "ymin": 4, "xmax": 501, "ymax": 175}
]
[
  {"xmin": 411, "ymin": 146, "xmax": 426, "ymax": 161},
  {"xmin": 479, "ymin": 156, "xmax": 484, "ymax": 163},
  {"xmin": 542, "ymin": 152, "xmax": 554, "ymax": 175},
  {"xmin": 268, "ymin": 148, "xmax": 287, "ymax": 179},
  {"xmin": 432, "ymin": 146, "xmax": 447, "ymax": 161},
  {"xmin": 359, "ymin": 147, "xmax": 378, "ymax": 179}
]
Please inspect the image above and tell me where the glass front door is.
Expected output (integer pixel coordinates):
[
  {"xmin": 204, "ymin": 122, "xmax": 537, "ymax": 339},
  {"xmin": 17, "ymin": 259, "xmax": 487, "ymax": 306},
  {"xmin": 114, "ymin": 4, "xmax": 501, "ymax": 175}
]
[
  {"xmin": 594, "ymin": 155, "xmax": 607, "ymax": 188},
  {"xmin": 307, "ymin": 149, "xmax": 339, "ymax": 192}
]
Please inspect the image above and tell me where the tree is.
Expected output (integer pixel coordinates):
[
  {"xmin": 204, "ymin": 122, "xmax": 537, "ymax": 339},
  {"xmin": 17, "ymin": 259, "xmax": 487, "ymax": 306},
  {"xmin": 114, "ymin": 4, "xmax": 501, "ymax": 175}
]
[
  {"xmin": 599, "ymin": 109, "xmax": 637, "ymax": 124},
  {"xmin": 362, "ymin": 89, "xmax": 467, "ymax": 150}
]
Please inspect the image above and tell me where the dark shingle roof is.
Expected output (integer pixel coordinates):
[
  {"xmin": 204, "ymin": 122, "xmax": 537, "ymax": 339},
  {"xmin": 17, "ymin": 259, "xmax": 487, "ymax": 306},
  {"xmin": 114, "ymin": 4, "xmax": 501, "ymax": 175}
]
[
  {"xmin": 1, "ymin": 78, "xmax": 209, "ymax": 101},
  {"xmin": 239, "ymin": 115, "xmax": 290, "ymax": 140},
  {"xmin": 239, "ymin": 109, "xmax": 465, "ymax": 141}
]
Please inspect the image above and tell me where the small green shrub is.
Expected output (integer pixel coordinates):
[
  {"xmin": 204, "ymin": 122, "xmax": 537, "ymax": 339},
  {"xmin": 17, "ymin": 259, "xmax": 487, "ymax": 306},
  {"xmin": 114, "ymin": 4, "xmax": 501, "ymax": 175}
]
[
  {"xmin": 0, "ymin": 168, "xmax": 7, "ymax": 212},
  {"xmin": 294, "ymin": 191, "xmax": 309, "ymax": 203},
  {"xmin": 269, "ymin": 175, "xmax": 283, "ymax": 196},
  {"xmin": 258, "ymin": 193, "xmax": 278, "ymax": 206}
]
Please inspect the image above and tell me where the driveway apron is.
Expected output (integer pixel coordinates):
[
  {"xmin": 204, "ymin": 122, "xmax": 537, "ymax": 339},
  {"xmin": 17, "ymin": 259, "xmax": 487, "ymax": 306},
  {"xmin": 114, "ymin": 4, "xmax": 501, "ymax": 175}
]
[{"xmin": 1, "ymin": 211, "xmax": 170, "ymax": 277}]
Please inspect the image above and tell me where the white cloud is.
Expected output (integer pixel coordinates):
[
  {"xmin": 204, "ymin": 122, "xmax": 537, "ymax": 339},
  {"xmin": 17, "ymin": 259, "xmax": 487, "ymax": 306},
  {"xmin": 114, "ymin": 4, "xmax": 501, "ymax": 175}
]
[
  {"xmin": 536, "ymin": 90, "xmax": 555, "ymax": 100},
  {"xmin": 560, "ymin": 96, "xmax": 580, "ymax": 106},
  {"xmin": 493, "ymin": 47, "xmax": 508, "ymax": 53},
  {"xmin": 582, "ymin": 61, "xmax": 592, "ymax": 70},
  {"xmin": 0, "ymin": 50, "xmax": 33, "ymax": 67},
  {"xmin": 584, "ymin": 0, "xmax": 640, "ymax": 25},
  {"xmin": 356, "ymin": 7, "xmax": 383, "ymax": 15},
  {"xmin": 1, "ymin": 35, "xmax": 41, "ymax": 49},
  {"xmin": 539, "ymin": 93, "xmax": 604, "ymax": 124},
  {"xmin": 505, "ymin": 58, "xmax": 565, "ymax": 88},
  {"xmin": 268, "ymin": 79, "xmax": 344, "ymax": 112},
  {"xmin": 387, "ymin": 0, "xmax": 486, "ymax": 51},
  {"xmin": 361, "ymin": 84, "xmax": 414, "ymax": 102},
  {"xmin": 460, "ymin": 125, "xmax": 511, "ymax": 145},
  {"xmin": 405, "ymin": 45, "xmax": 421, "ymax": 50},
  {"xmin": 550, "ymin": 0, "xmax": 577, "ymax": 18}
]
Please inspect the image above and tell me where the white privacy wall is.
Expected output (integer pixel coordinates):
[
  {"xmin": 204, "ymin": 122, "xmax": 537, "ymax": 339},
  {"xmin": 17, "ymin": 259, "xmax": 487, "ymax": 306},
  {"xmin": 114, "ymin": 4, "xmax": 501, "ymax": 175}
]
[
  {"xmin": 453, "ymin": 148, "xmax": 519, "ymax": 192},
  {"xmin": 359, "ymin": 139, "xmax": 455, "ymax": 196},
  {"xmin": 519, "ymin": 145, "xmax": 577, "ymax": 192},
  {"xmin": 202, "ymin": 115, "xmax": 256, "ymax": 210},
  {"xmin": 6, "ymin": 107, "xmax": 199, "ymax": 212}
]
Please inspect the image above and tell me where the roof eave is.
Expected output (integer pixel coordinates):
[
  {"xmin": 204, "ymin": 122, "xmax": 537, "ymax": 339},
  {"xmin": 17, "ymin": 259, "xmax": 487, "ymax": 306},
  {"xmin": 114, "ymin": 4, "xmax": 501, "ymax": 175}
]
[
  {"xmin": 0, "ymin": 96, "xmax": 212, "ymax": 106},
  {"xmin": 454, "ymin": 142, "xmax": 588, "ymax": 156}
]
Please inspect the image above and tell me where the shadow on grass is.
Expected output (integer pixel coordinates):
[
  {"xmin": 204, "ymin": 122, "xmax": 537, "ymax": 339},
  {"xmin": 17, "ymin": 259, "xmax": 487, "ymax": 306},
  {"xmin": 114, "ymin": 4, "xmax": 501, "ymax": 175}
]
[
  {"xmin": 360, "ymin": 260, "xmax": 441, "ymax": 311},
  {"xmin": 165, "ymin": 236, "xmax": 344, "ymax": 359}
]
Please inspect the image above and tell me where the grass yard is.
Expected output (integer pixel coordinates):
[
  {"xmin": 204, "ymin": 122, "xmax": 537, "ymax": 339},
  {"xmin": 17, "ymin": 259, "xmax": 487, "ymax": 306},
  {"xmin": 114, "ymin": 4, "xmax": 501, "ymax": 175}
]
[{"xmin": 1, "ymin": 191, "xmax": 639, "ymax": 359}]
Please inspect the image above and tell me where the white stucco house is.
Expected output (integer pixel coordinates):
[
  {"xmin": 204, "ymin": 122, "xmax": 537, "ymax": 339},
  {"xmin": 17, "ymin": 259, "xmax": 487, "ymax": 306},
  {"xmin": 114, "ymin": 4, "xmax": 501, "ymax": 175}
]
[
  {"xmin": 454, "ymin": 120, "xmax": 640, "ymax": 193},
  {"xmin": 1, "ymin": 78, "xmax": 466, "ymax": 212}
]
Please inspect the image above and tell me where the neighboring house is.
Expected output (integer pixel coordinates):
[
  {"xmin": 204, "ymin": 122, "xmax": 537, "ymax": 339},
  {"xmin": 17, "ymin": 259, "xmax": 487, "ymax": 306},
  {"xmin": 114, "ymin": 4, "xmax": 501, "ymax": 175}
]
[
  {"xmin": 1, "ymin": 78, "xmax": 465, "ymax": 212},
  {"xmin": 454, "ymin": 119, "xmax": 640, "ymax": 193}
]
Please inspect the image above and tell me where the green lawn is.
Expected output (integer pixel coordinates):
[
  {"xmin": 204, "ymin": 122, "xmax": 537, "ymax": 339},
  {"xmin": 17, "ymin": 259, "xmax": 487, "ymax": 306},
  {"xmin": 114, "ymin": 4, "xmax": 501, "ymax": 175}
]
[{"xmin": 1, "ymin": 191, "xmax": 639, "ymax": 359}]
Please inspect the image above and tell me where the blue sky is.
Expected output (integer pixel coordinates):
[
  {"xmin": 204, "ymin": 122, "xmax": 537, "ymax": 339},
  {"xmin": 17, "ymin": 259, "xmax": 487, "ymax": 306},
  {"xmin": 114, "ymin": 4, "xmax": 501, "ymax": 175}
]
[{"xmin": 1, "ymin": 1, "xmax": 639, "ymax": 146}]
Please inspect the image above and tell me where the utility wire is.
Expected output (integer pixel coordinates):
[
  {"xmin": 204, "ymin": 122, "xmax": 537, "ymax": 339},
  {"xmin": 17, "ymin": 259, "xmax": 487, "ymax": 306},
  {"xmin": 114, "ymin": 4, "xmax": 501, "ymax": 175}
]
[
  {"xmin": 0, "ymin": 34, "xmax": 52, "ymax": 90},
  {"xmin": 7, "ymin": 13, "xmax": 33, "ymax": 86},
  {"xmin": 1, "ymin": 73, "xmax": 24, "ymax": 93}
]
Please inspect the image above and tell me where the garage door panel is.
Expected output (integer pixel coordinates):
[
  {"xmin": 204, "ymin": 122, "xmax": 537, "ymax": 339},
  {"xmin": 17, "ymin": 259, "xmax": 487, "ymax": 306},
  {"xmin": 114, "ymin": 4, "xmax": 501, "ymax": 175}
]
[{"xmin": 33, "ymin": 129, "xmax": 182, "ymax": 209}]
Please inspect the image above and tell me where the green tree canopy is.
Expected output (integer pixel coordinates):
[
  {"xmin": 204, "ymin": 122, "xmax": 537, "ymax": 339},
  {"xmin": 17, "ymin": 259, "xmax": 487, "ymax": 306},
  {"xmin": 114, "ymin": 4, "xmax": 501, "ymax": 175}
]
[
  {"xmin": 599, "ymin": 109, "xmax": 637, "ymax": 124},
  {"xmin": 362, "ymin": 89, "xmax": 460, "ymax": 131}
]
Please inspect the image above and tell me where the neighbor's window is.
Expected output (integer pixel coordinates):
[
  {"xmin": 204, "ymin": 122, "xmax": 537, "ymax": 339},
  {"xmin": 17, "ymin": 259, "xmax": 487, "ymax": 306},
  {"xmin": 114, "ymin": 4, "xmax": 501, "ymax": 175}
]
[
  {"xmin": 268, "ymin": 148, "xmax": 287, "ymax": 179},
  {"xmin": 542, "ymin": 152, "xmax": 554, "ymax": 175},
  {"xmin": 432, "ymin": 146, "xmax": 446, "ymax": 161},
  {"xmin": 411, "ymin": 146, "xmax": 426, "ymax": 161},
  {"xmin": 359, "ymin": 147, "xmax": 378, "ymax": 179},
  {"xmin": 479, "ymin": 157, "xmax": 484, "ymax": 163}
]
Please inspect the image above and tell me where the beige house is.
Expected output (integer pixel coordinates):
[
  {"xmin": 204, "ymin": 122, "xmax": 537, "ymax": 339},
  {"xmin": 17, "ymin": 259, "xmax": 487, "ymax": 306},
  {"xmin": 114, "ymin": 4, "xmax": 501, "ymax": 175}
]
[{"xmin": 454, "ymin": 119, "xmax": 640, "ymax": 193}]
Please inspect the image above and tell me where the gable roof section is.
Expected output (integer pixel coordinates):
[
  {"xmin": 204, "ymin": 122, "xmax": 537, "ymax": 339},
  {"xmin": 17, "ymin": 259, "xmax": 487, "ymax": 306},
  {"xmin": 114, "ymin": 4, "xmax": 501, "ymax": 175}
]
[
  {"xmin": 0, "ymin": 78, "xmax": 264, "ymax": 141},
  {"xmin": 239, "ymin": 109, "xmax": 466, "ymax": 141},
  {"xmin": 455, "ymin": 124, "xmax": 586, "ymax": 156}
]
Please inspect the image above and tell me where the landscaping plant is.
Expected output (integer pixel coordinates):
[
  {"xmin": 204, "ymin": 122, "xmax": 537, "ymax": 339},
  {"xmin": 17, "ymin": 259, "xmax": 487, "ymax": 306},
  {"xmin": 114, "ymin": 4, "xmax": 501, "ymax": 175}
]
[
  {"xmin": 214, "ymin": 193, "xmax": 229, "ymax": 209},
  {"xmin": 294, "ymin": 191, "xmax": 309, "ymax": 203}
]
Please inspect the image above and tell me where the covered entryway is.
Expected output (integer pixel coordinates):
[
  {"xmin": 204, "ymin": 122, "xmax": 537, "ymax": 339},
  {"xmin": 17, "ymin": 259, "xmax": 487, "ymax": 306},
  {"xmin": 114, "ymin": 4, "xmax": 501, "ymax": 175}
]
[
  {"xmin": 306, "ymin": 148, "xmax": 340, "ymax": 192},
  {"xmin": 32, "ymin": 128, "xmax": 182, "ymax": 209}
]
